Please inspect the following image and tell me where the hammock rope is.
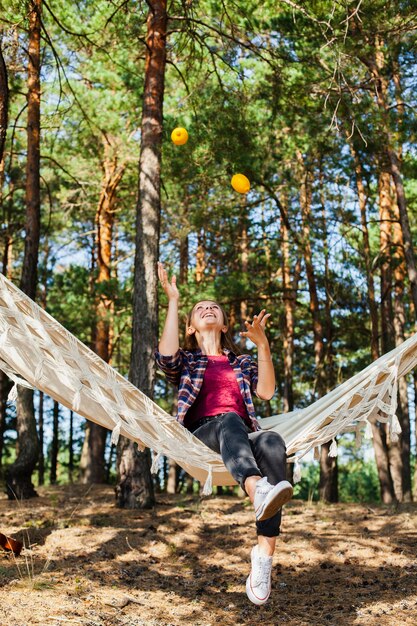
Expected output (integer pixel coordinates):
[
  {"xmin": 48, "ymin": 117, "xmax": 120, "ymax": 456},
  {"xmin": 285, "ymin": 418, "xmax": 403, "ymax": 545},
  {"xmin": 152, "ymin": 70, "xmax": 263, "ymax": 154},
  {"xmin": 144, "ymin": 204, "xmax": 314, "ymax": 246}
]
[{"xmin": 0, "ymin": 272, "xmax": 413, "ymax": 492}]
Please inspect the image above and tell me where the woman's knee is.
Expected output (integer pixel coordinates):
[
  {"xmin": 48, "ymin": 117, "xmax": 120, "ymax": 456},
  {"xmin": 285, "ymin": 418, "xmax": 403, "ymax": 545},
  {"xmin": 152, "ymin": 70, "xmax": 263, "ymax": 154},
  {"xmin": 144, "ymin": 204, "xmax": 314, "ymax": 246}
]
[{"xmin": 252, "ymin": 431, "xmax": 287, "ymax": 458}]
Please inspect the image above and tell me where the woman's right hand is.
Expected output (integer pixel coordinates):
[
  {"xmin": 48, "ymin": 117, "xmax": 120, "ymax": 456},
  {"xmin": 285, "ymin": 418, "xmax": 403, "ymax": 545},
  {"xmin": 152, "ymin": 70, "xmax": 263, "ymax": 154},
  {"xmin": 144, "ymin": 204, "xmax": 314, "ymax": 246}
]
[{"xmin": 158, "ymin": 262, "xmax": 179, "ymax": 301}]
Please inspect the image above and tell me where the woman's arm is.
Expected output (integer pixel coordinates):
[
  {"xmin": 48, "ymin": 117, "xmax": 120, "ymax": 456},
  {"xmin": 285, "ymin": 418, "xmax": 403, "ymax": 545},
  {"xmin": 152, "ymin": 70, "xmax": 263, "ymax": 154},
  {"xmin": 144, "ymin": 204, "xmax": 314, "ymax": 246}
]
[
  {"xmin": 240, "ymin": 309, "xmax": 275, "ymax": 400},
  {"xmin": 255, "ymin": 340, "xmax": 275, "ymax": 400},
  {"xmin": 157, "ymin": 262, "xmax": 180, "ymax": 356}
]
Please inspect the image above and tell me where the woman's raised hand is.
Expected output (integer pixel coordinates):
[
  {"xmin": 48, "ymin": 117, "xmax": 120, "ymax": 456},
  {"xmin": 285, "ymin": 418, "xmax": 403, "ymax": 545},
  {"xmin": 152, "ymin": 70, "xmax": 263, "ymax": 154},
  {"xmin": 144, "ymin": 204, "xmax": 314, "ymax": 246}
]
[
  {"xmin": 240, "ymin": 309, "xmax": 271, "ymax": 347},
  {"xmin": 158, "ymin": 262, "xmax": 179, "ymax": 301}
]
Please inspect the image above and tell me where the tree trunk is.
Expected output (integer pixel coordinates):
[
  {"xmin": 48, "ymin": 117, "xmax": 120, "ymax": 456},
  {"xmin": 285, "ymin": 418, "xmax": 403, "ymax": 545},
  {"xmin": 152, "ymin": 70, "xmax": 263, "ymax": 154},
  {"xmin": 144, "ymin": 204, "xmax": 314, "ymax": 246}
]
[
  {"xmin": 239, "ymin": 210, "xmax": 249, "ymax": 348},
  {"xmin": 261, "ymin": 194, "xmax": 272, "ymax": 278},
  {"xmin": 392, "ymin": 196, "xmax": 412, "ymax": 501},
  {"xmin": 281, "ymin": 218, "xmax": 301, "ymax": 414},
  {"xmin": 0, "ymin": 38, "xmax": 8, "ymax": 162},
  {"xmin": 80, "ymin": 138, "xmax": 124, "ymax": 484},
  {"xmin": 79, "ymin": 421, "xmax": 107, "ymax": 485},
  {"xmin": 68, "ymin": 410, "xmax": 74, "ymax": 482},
  {"xmin": 179, "ymin": 200, "xmax": 189, "ymax": 284},
  {"xmin": 378, "ymin": 170, "xmax": 403, "ymax": 501},
  {"xmin": 179, "ymin": 236, "xmax": 188, "ymax": 282},
  {"xmin": 185, "ymin": 475, "xmax": 195, "ymax": 494},
  {"xmin": 348, "ymin": 137, "xmax": 379, "ymax": 360},
  {"xmin": 6, "ymin": 0, "xmax": 41, "ymax": 500},
  {"xmin": 166, "ymin": 373, "xmax": 179, "ymax": 494},
  {"xmin": 347, "ymin": 134, "xmax": 396, "ymax": 503},
  {"xmin": 298, "ymin": 157, "xmax": 325, "ymax": 387},
  {"xmin": 371, "ymin": 420, "xmax": 395, "ymax": 503},
  {"xmin": 297, "ymin": 154, "xmax": 337, "ymax": 502},
  {"xmin": 37, "ymin": 390, "xmax": 44, "ymax": 485},
  {"xmin": 106, "ymin": 444, "xmax": 115, "ymax": 483},
  {"xmin": 0, "ymin": 47, "xmax": 12, "ymax": 471},
  {"xmin": 6, "ymin": 388, "xmax": 39, "ymax": 499},
  {"xmin": 116, "ymin": 0, "xmax": 167, "ymax": 509},
  {"xmin": 167, "ymin": 460, "xmax": 178, "ymax": 494},
  {"xmin": 50, "ymin": 400, "xmax": 59, "ymax": 484},
  {"xmin": 281, "ymin": 216, "xmax": 301, "ymax": 484},
  {"xmin": 387, "ymin": 148, "xmax": 417, "ymax": 315},
  {"xmin": 195, "ymin": 229, "xmax": 206, "ymax": 283},
  {"xmin": 319, "ymin": 163, "xmax": 335, "ymax": 392},
  {"xmin": 0, "ymin": 372, "xmax": 12, "ymax": 473},
  {"xmin": 21, "ymin": 0, "xmax": 41, "ymax": 301},
  {"xmin": 115, "ymin": 443, "xmax": 154, "ymax": 508},
  {"xmin": 379, "ymin": 170, "xmax": 394, "ymax": 354},
  {"xmin": 319, "ymin": 441, "xmax": 338, "ymax": 502},
  {"xmin": 37, "ymin": 243, "xmax": 49, "ymax": 487},
  {"xmin": 391, "ymin": 53, "xmax": 412, "ymax": 501},
  {"xmin": 320, "ymin": 187, "xmax": 338, "ymax": 502},
  {"xmin": 414, "ymin": 372, "xmax": 417, "ymax": 495},
  {"xmin": 1, "ymin": 33, "xmax": 14, "ymax": 284}
]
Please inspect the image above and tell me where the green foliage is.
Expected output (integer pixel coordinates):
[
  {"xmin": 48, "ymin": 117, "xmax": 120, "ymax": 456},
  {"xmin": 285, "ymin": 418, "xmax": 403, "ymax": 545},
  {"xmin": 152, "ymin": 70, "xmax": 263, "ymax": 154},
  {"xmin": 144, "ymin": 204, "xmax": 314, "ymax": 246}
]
[
  {"xmin": 337, "ymin": 435, "xmax": 382, "ymax": 502},
  {"xmin": 293, "ymin": 462, "xmax": 321, "ymax": 501},
  {"xmin": 293, "ymin": 455, "xmax": 380, "ymax": 504},
  {"xmin": 338, "ymin": 459, "xmax": 380, "ymax": 503},
  {"xmin": 46, "ymin": 265, "xmax": 94, "ymax": 341}
]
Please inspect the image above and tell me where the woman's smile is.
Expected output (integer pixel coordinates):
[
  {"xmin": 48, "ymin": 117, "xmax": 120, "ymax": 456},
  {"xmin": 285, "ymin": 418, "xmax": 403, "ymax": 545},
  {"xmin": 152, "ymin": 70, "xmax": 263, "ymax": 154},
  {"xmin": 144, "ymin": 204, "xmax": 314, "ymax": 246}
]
[{"xmin": 194, "ymin": 302, "xmax": 221, "ymax": 321}]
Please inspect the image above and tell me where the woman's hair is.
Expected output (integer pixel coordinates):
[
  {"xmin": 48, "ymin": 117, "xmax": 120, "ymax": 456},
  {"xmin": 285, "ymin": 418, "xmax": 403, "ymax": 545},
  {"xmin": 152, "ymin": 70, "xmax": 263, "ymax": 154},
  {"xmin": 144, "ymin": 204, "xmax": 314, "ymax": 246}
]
[{"xmin": 183, "ymin": 300, "xmax": 242, "ymax": 354}]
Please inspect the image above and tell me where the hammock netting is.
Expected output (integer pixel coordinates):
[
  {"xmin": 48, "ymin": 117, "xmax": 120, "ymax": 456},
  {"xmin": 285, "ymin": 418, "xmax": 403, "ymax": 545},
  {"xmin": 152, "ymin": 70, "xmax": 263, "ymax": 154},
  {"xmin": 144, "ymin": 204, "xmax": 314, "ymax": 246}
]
[{"xmin": 0, "ymin": 272, "xmax": 410, "ymax": 493}]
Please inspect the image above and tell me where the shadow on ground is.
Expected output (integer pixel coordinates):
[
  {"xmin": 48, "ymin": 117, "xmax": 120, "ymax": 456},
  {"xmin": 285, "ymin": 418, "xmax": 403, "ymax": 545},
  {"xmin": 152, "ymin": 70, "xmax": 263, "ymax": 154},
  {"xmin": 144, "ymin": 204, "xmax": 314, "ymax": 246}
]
[{"xmin": 0, "ymin": 486, "xmax": 416, "ymax": 626}]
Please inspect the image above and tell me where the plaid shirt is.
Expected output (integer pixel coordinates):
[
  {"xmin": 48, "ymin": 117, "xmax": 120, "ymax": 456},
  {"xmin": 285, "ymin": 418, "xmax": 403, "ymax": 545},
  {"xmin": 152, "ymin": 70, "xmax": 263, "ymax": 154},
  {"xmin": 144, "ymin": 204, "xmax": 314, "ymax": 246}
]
[{"xmin": 155, "ymin": 348, "xmax": 261, "ymax": 432}]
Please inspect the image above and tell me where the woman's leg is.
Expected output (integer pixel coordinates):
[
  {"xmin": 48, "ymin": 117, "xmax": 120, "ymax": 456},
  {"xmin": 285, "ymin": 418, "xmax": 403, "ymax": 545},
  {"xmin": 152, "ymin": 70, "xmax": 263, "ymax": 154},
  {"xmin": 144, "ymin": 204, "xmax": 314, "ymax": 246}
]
[
  {"xmin": 192, "ymin": 412, "xmax": 262, "ymax": 488},
  {"xmin": 248, "ymin": 430, "xmax": 288, "ymax": 544},
  {"xmin": 245, "ymin": 431, "xmax": 289, "ymax": 605},
  {"xmin": 257, "ymin": 535, "xmax": 276, "ymax": 556}
]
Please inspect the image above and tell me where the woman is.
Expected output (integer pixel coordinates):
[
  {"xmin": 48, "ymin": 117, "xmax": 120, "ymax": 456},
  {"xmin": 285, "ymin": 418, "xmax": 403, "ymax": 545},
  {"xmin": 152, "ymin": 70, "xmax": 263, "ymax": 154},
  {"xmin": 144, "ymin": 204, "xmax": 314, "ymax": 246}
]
[{"xmin": 155, "ymin": 262, "xmax": 293, "ymax": 605}]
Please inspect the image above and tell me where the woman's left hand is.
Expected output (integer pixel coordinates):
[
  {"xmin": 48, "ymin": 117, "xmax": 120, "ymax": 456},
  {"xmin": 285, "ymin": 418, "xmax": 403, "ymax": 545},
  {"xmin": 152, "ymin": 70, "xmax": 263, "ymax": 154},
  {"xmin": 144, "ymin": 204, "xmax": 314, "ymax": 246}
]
[{"xmin": 239, "ymin": 309, "xmax": 271, "ymax": 347}]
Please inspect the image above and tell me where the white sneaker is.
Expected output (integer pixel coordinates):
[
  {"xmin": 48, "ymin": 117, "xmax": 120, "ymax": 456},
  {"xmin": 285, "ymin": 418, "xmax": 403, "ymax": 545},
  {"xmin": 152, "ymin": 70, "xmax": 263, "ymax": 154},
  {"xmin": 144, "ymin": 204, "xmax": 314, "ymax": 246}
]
[
  {"xmin": 246, "ymin": 545, "xmax": 273, "ymax": 605},
  {"xmin": 254, "ymin": 477, "xmax": 293, "ymax": 522}
]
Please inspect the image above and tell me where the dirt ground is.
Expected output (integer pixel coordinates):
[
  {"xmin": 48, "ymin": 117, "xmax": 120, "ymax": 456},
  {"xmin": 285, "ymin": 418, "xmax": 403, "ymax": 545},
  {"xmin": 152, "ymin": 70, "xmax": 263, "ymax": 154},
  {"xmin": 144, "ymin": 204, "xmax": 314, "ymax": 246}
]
[{"xmin": 0, "ymin": 485, "xmax": 416, "ymax": 626}]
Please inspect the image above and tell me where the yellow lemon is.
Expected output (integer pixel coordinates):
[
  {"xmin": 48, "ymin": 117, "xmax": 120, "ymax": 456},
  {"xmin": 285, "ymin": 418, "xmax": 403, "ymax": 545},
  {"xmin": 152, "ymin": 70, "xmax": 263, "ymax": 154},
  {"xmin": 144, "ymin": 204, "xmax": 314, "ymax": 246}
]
[
  {"xmin": 171, "ymin": 127, "xmax": 189, "ymax": 145},
  {"xmin": 231, "ymin": 173, "xmax": 250, "ymax": 194}
]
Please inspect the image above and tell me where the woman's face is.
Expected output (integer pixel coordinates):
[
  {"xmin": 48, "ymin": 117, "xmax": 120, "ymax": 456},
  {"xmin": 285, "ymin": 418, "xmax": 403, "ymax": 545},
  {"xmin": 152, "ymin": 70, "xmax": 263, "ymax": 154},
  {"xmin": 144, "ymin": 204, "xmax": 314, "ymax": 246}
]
[{"xmin": 189, "ymin": 301, "xmax": 227, "ymax": 333}]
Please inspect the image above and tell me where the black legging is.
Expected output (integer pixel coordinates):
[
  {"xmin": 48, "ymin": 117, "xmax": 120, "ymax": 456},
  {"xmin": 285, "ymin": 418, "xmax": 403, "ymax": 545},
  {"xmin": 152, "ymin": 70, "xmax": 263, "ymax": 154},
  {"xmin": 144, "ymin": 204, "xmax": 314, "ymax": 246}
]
[{"xmin": 191, "ymin": 412, "xmax": 287, "ymax": 537}]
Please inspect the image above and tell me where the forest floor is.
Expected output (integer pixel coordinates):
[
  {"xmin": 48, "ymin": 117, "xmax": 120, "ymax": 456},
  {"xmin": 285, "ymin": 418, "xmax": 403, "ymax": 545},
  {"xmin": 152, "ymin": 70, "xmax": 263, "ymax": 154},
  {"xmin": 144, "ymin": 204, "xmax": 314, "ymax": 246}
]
[{"xmin": 0, "ymin": 485, "xmax": 416, "ymax": 626}]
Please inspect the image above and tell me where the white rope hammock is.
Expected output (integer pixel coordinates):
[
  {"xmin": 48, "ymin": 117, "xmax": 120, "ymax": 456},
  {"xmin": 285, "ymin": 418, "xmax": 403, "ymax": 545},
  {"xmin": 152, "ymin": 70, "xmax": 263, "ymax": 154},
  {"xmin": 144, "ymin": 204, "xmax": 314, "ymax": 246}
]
[{"xmin": 0, "ymin": 272, "xmax": 411, "ymax": 493}]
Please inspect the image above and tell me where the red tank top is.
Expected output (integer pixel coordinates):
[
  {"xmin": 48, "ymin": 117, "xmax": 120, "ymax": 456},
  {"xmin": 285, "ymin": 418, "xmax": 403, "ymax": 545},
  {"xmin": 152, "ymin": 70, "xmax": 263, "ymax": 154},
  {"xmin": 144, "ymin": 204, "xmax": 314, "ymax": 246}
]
[{"xmin": 185, "ymin": 355, "xmax": 248, "ymax": 427}]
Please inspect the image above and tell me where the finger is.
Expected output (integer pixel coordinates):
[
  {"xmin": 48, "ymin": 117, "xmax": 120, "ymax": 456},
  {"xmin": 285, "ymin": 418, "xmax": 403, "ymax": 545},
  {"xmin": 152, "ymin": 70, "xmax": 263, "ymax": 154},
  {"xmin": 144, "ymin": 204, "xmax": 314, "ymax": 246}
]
[
  {"xmin": 260, "ymin": 314, "xmax": 271, "ymax": 328},
  {"xmin": 160, "ymin": 269, "xmax": 168, "ymax": 287},
  {"xmin": 253, "ymin": 309, "xmax": 266, "ymax": 323},
  {"xmin": 254, "ymin": 310, "xmax": 267, "ymax": 325}
]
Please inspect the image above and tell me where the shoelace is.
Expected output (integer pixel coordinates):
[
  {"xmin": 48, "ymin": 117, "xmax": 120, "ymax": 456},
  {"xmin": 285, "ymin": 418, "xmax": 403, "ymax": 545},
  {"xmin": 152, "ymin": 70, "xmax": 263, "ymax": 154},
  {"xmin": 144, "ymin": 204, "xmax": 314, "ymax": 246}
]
[{"xmin": 252, "ymin": 557, "xmax": 272, "ymax": 586}]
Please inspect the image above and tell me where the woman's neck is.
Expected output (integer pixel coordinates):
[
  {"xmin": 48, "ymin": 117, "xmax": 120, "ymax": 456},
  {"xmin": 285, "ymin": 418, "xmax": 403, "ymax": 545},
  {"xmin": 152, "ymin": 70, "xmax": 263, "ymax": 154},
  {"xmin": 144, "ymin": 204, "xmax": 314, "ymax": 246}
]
[{"xmin": 196, "ymin": 330, "xmax": 223, "ymax": 356}]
